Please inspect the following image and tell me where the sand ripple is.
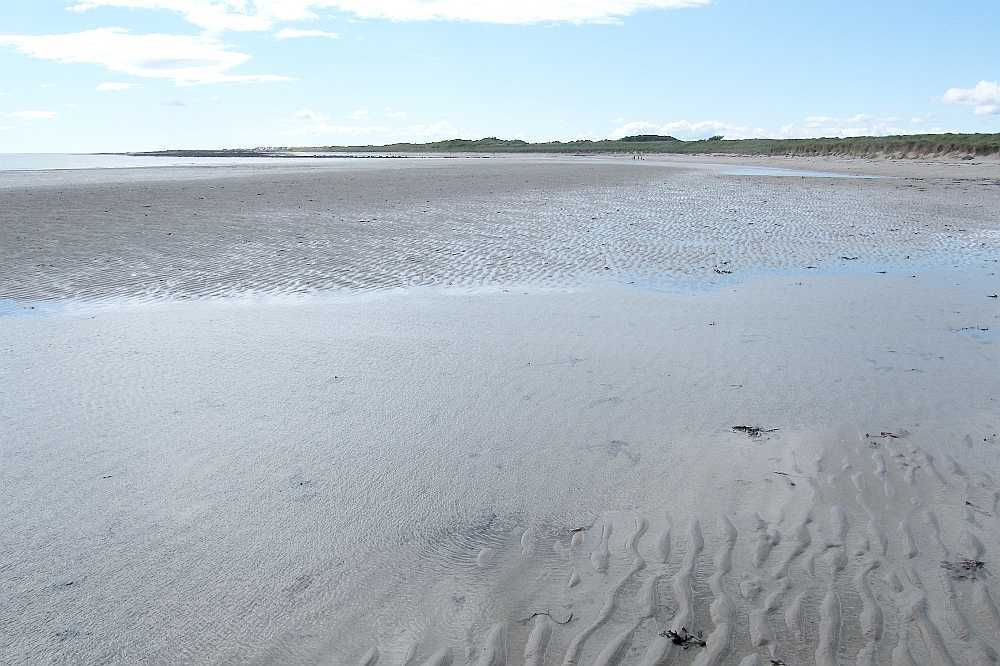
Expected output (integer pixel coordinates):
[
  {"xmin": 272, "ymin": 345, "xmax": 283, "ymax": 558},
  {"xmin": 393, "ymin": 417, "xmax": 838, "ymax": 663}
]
[{"xmin": 2, "ymin": 160, "xmax": 998, "ymax": 301}]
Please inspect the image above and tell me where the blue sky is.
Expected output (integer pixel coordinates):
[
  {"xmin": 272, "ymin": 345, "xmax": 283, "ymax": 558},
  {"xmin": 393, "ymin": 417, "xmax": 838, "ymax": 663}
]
[{"xmin": 1, "ymin": 0, "xmax": 998, "ymax": 151}]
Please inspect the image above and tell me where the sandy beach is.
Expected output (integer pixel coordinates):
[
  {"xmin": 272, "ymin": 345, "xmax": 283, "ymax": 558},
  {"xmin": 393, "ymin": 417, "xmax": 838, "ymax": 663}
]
[{"xmin": 2, "ymin": 155, "xmax": 1000, "ymax": 665}]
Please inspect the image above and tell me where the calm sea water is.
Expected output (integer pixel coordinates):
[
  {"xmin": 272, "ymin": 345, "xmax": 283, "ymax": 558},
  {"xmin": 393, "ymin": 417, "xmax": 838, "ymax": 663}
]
[{"xmin": 0, "ymin": 153, "xmax": 354, "ymax": 171}]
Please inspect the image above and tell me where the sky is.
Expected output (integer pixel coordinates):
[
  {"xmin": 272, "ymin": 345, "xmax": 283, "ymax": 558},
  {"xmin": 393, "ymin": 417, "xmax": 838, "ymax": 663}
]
[{"xmin": 1, "ymin": 0, "xmax": 999, "ymax": 152}]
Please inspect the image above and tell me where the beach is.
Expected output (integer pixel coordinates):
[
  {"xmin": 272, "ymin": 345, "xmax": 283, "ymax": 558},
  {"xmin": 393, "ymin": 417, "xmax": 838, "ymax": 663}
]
[{"xmin": 2, "ymin": 155, "xmax": 999, "ymax": 664}]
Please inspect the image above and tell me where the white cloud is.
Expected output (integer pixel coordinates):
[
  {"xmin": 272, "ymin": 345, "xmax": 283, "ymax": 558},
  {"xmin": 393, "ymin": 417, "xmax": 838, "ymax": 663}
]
[
  {"xmin": 611, "ymin": 114, "xmax": 951, "ymax": 142},
  {"xmin": 275, "ymin": 28, "xmax": 339, "ymax": 39},
  {"xmin": 68, "ymin": 0, "xmax": 710, "ymax": 30},
  {"xmin": 0, "ymin": 28, "xmax": 290, "ymax": 85},
  {"xmin": 608, "ymin": 120, "xmax": 658, "ymax": 137},
  {"xmin": 384, "ymin": 107, "xmax": 406, "ymax": 119},
  {"xmin": 288, "ymin": 108, "xmax": 464, "ymax": 144},
  {"xmin": 610, "ymin": 119, "xmax": 764, "ymax": 140},
  {"xmin": 310, "ymin": 0, "xmax": 712, "ymax": 23},
  {"xmin": 349, "ymin": 107, "xmax": 368, "ymax": 119},
  {"xmin": 290, "ymin": 108, "xmax": 390, "ymax": 137},
  {"xmin": 6, "ymin": 110, "xmax": 58, "ymax": 119},
  {"xmin": 776, "ymin": 114, "xmax": 951, "ymax": 138},
  {"xmin": 97, "ymin": 81, "xmax": 135, "ymax": 91},
  {"xmin": 803, "ymin": 116, "xmax": 836, "ymax": 128},
  {"xmin": 68, "ymin": 1, "xmax": 274, "ymax": 32},
  {"xmin": 943, "ymin": 81, "xmax": 1000, "ymax": 116}
]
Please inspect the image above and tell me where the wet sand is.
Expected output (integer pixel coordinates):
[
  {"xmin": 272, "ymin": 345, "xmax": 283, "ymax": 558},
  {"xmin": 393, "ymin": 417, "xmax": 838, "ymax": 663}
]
[
  {"xmin": 2, "ymin": 156, "xmax": 998, "ymax": 302},
  {"xmin": 2, "ymin": 156, "xmax": 1000, "ymax": 664}
]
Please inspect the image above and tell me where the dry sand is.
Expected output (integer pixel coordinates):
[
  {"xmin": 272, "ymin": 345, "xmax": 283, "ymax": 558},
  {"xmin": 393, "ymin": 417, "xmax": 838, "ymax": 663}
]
[
  {"xmin": 2, "ymin": 156, "xmax": 1000, "ymax": 665},
  {"xmin": 640, "ymin": 153, "xmax": 1000, "ymax": 180}
]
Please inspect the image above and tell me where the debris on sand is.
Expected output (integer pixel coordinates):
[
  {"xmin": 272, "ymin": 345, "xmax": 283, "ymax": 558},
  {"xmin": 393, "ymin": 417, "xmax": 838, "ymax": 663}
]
[
  {"xmin": 865, "ymin": 431, "xmax": 902, "ymax": 439},
  {"xmin": 732, "ymin": 425, "xmax": 779, "ymax": 438},
  {"xmin": 713, "ymin": 267, "xmax": 733, "ymax": 275},
  {"xmin": 941, "ymin": 559, "xmax": 985, "ymax": 580},
  {"xmin": 659, "ymin": 627, "xmax": 706, "ymax": 649},
  {"xmin": 518, "ymin": 610, "xmax": 573, "ymax": 625},
  {"xmin": 965, "ymin": 500, "xmax": 992, "ymax": 517},
  {"xmin": 840, "ymin": 255, "xmax": 860, "ymax": 260},
  {"xmin": 988, "ymin": 294, "xmax": 998, "ymax": 298},
  {"xmin": 773, "ymin": 471, "xmax": 797, "ymax": 486}
]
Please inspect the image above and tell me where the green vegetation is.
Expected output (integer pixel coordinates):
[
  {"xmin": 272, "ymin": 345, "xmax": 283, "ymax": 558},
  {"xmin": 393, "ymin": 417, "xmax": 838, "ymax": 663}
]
[
  {"xmin": 290, "ymin": 133, "xmax": 1000, "ymax": 158},
  {"xmin": 131, "ymin": 133, "xmax": 1000, "ymax": 159},
  {"xmin": 618, "ymin": 134, "xmax": 680, "ymax": 143}
]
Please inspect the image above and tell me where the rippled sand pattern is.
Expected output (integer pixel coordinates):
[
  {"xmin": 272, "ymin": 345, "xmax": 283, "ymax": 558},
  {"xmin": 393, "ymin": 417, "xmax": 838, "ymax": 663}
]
[
  {"xmin": 325, "ymin": 432, "xmax": 1000, "ymax": 666},
  {"xmin": 3, "ymin": 158, "xmax": 1000, "ymax": 665},
  {"xmin": 2, "ymin": 159, "xmax": 998, "ymax": 300}
]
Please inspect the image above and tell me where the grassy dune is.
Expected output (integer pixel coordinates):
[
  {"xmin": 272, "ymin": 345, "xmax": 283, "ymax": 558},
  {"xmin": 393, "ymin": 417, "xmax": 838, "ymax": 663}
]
[
  {"xmin": 296, "ymin": 133, "xmax": 1000, "ymax": 158},
  {"xmin": 132, "ymin": 133, "xmax": 1000, "ymax": 159}
]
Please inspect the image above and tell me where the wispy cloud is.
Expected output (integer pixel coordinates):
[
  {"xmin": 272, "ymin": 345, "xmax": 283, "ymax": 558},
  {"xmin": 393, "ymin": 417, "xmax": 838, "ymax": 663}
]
[
  {"xmin": 610, "ymin": 119, "xmax": 764, "ymax": 140},
  {"xmin": 289, "ymin": 108, "xmax": 463, "ymax": 144},
  {"xmin": 776, "ymin": 114, "xmax": 945, "ymax": 138},
  {"xmin": 6, "ymin": 110, "xmax": 58, "ymax": 119},
  {"xmin": 0, "ymin": 28, "xmax": 291, "ymax": 85},
  {"xmin": 96, "ymin": 81, "xmax": 135, "ymax": 91},
  {"xmin": 943, "ymin": 81, "xmax": 1000, "ymax": 116},
  {"xmin": 611, "ymin": 114, "xmax": 950, "ymax": 141},
  {"xmin": 275, "ymin": 28, "xmax": 339, "ymax": 39},
  {"xmin": 67, "ymin": 0, "xmax": 711, "ymax": 31},
  {"xmin": 291, "ymin": 108, "xmax": 390, "ymax": 137},
  {"xmin": 68, "ymin": 0, "xmax": 273, "ymax": 32}
]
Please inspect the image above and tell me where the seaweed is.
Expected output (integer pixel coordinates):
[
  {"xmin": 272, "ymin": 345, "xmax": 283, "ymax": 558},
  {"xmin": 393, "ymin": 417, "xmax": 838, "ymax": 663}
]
[
  {"xmin": 732, "ymin": 425, "xmax": 779, "ymax": 438},
  {"xmin": 941, "ymin": 559, "xmax": 986, "ymax": 580},
  {"xmin": 658, "ymin": 627, "xmax": 706, "ymax": 649}
]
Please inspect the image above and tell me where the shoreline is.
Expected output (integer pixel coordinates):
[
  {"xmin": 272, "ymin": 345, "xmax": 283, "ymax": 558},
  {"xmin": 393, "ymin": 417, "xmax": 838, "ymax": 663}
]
[{"xmin": 103, "ymin": 150, "xmax": 1000, "ymax": 180}]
